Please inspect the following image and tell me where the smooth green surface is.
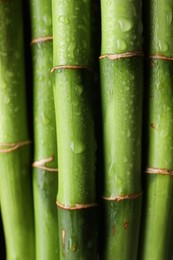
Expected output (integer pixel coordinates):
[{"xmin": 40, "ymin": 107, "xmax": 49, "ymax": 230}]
[
  {"xmin": 52, "ymin": 1, "xmax": 97, "ymax": 258},
  {"xmin": 32, "ymin": 42, "xmax": 58, "ymax": 260},
  {"xmin": 0, "ymin": 150, "xmax": 35, "ymax": 260},
  {"xmin": 52, "ymin": 0, "xmax": 91, "ymax": 66},
  {"xmin": 54, "ymin": 70, "xmax": 96, "ymax": 206},
  {"xmin": 30, "ymin": 0, "xmax": 58, "ymax": 259},
  {"xmin": 145, "ymin": 0, "xmax": 173, "ymax": 56},
  {"xmin": 139, "ymin": 60, "xmax": 173, "ymax": 260},
  {"xmin": 30, "ymin": 0, "xmax": 52, "ymax": 39},
  {"xmin": 100, "ymin": 1, "xmax": 143, "ymax": 259},
  {"xmin": 52, "ymin": 0, "xmax": 96, "ymax": 206},
  {"xmin": 32, "ymin": 42, "xmax": 57, "ymax": 163},
  {"xmin": 58, "ymin": 208, "xmax": 98, "ymax": 259},
  {"xmin": 100, "ymin": 58, "xmax": 143, "ymax": 197},
  {"xmin": 145, "ymin": 61, "xmax": 173, "ymax": 168},
  {"xmin": 0, "ymin": 0, "xmax": 28, "ymax": 142},
  {"xmin": 33, "ymin": 168, "xmax": 58, "ymax": 260},
  {"xmin": 101, "ymin": 0, "xmax": 143, "ymax": 54},
  {"xmin": 101, "ymin": 198, "xmax": 141, "ymax": 260},
  {"xmin": 0, "ymin": 1, "xmax": 35, "ymax": 259}
]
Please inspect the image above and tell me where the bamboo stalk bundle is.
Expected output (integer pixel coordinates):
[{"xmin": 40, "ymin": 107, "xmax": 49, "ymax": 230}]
[
  {"xmin": 100, "ymin": 1, "xmax": 143, "ymax": 259},
  {"xmin": 29, "ymin": 0, "xmax": 59, "ymax": 259},
  {"xmin": 52, "ymin": 0, "xmax": 98, "ymax": 258},
  {"xmin": 2, "ymin": 1, "xmax": 173, "ymax": 259},
  {"xmin": 139, "ymin": 1, "xmax": 173, "ymax": 259},
  {"xmin": 0, "ymin": 1, "xmax": 35, "ymax": 259}
]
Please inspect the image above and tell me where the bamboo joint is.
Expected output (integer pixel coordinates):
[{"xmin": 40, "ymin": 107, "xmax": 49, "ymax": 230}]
[
  {"xmin": 102, "ymin": 192, "xmax": 142, "ymax": 202},
  {"xmin": 32, "ymin": 156, "xmax": 58, "ymax": 172},
  {"xmin": 31, "ymin": 36, "xmax": 53, "ymax": 45},
  {"xmin": 0, "ymin": 141, "xmax": 31, "ymax": 153}
]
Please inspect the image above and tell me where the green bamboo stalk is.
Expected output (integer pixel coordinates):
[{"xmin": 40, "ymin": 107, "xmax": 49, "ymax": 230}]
[
  {"xmin": 0, "ymin": 1, "xmax": 35, "ymax": 259},
  {"xmin": 52, "ymin": 1, "xmax": 98, "ymax": 258},
  {"xmin": 139, "ymin": 1, "xmax": 173, "ymax": 259},
  {"xmin": 29, "ymin": 0, "xmax": 59, "ymax": 259},
  {"xmin": 100, "ymin": 1, "xmax": 143, "ymax": 259}
]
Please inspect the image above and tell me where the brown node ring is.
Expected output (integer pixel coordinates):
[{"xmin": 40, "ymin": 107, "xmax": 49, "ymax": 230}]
[
  {"xmin": 145, "ymin": 167, "xmax": 173, "ymax": 176},
  {"xmin": 51, "ymin": 65, "xmax": 92, "ymax": 73},
  {"xmin": 0, "ymin": 140, "xmax": 31, "ymax": 153},
  {"xmin": 31, "ymin": 36, "xmax": 53, "ymax": 45},
  {"xmin": 102, "ymin": 191, "xmax": 142, "ymax": 202},
  {"xmin": 99, "ymin": 51, "xmax": 144, "ymax": 61},
  {"xmin": 56, "ymin": 200, "xmax": 98, "ymax": 210},
  {"xmin": 148, "ymin": 54, "xmax": 173, "ymax": 61},
  {"xmin": 32, "ymin": 156, "xmax": 58, "ymax": 172}
]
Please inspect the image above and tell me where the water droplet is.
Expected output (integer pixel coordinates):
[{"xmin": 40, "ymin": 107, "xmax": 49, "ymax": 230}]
[
  {"xmin": 166, "ymin": 10, "xmax": 172, "ymax": 25},
  {"xmin": 14, "ymin": 106, "xmax": 19, "ymax": 113},
  {"xmin": 118, "ymin": 18, "xmax": 133, "ymax": 32},
  {"xmin": 43, "ymin": 15, "xmax": 51, "ymax": 27},
  {"xmin": 0, "ymin": 83, "xmax": 6, "ymax": 89},
  {"xmin": 4, "ymin": 96, "xmax": 10, "ymax": 104},
  {"xmin": 70, "ymin": 141, "xmax": 86, "ymax": 154},
  {"xmin": 14, "ymin": 52, "xmax": 20, "ymax": 59},
  {"xmin": 108, "ymin": 88, "xmax": 113, "ymax": 97},
  {"xmin": 124, "ymin": 157, "xmax": 128, "ymax": 163},
  {"xmin": 58, "ymin": 15, "xmax": 70, "ymax": 25},
  {"xmin": 67, "ymin": 42, "xmax": 76, "ymax": 60},
  {"xmin": 75, "ymin": 85, "xmax": 83, "ymax": 96},
  {"xmin": 82, "ymin": 40, "xmax": 87, "ymax": 49},
  {"xmin": 6, "ymin": 71, "xmax": 14, "ymax": 78},
  {"xmin": 127, "ymin": 129, "xmax": 131, "ymax": 138},
  {"xmin": 158, "ymin": 41, "xmax": 168, "ymax": 52},
  {"xmin": 109, "ymin": 160, "xmax": 115, "ymax": 176},
  {"xmin": 138, "ymin": 21, "xmax": 143, "ymax": 34},
  {"xmin": 41, "ymin": 113, "xmax": 50, "ymax": 125},
  {"xmin": 117, "ymin": 39, "xmax": 127, "ymax": 51},
  {"xmin": 106, "ymin": 0, "xmax": 111, "ymax": 6},
  {"xmin": 127, "ymin": 171, "xmax": 130, "ymax": 176}
]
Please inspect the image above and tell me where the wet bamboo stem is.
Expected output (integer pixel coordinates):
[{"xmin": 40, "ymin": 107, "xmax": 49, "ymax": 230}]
[
  {"xmin": 139, "ymin": 1, "xmax": 173, "ymax": 259},
  {"xmin": 0, "ymin": 1, "xmax": 35, "ymax": 259},
  {"xmin": 100, "ymin": 1, "xmax": 143, "ymax": 259},
  {"xmin": 29, "ymin": 0, "xmax": 59, "ymax": 259},
  {"xmin": 52, "ymin": 0, "xmax": 98, "ymax": 258}
]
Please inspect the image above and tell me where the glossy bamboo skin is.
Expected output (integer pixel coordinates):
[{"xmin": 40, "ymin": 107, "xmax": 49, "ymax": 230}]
[
  {"xmin": 52, "ymin": 1, "xmax": 97, "ymax": 259},
  {"xmin": 29, "ymin": 0, "xmax": 58, "ymax": 259},
  {"xmin": 100, "ymin": 1, "xmax": 143, "ymax": 259},
  {"xmin": 139, "ymin": 1, "xmax": 173, "ymax": 259},
  {"xmin": 0, "ymin": 1, "xmax": 35, "ymax": 259}
]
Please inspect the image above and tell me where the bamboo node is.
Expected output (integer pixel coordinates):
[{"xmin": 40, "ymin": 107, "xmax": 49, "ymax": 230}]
[
  {"xmin": 102, "ymin": 192, "xmax": 142, "ymax": 202},
  {"xmin": 145, "ymin": 167, "xmax": 173, "ymax": 176},
  {"xmin": 0, "ymin": 140, "xmax": 31, "ymax": 153},
  {"xmin": 56, "ymin": 200, "xmax": 98, "ymax": 210},
  {"xmin": 51, "ymin": 65, "xmax": 92, "ymax": 73},
  {"xmin": 32, "ymin": 156, "xmax": 58, "ymax": 172},
  {"xmin": 148, "ymin": 54, "xmax": 173, "ymax": 61},
  {"xmin": 99, "ymin": 51, "xmax": 144, "ymax": 61},
  {"xmin": 31, "ymin": 36, "xmax": 53, "ymax": 45}
]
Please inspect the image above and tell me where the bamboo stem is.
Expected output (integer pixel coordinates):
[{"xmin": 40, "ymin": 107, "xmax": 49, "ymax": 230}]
[
  {"xmin": 29, "ymin": 0, "xmax": 59, "ymax": 258},
  {"xmin": 0, "ymin": 1, "xmax": 35, "ymax": 259},
  {"xmin": 52, "ymin": 0, "xmax": 98, "ymax": 258},
  {"xmin": 139, "ymin": 1, "xmax": 173, "ymax": 258},
  {"xmin": 100, "ymin": 0, "xmax": 143, "ymax": 259}
]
